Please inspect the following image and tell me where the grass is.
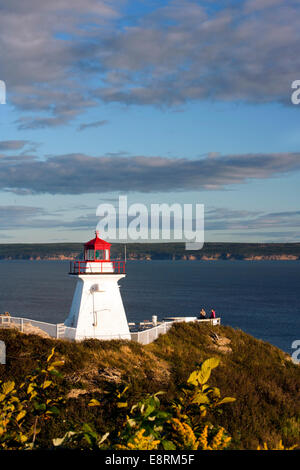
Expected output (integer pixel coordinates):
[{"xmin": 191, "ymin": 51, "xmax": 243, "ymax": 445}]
[{"xmin": 0, "ymin": 322, "xmax": 299, "ymax": 449}]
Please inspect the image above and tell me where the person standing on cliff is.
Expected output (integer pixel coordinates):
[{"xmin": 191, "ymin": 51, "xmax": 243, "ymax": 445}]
[
  {"xmin": 210, "ymin": 309, "xmax": 216, "ymax": 319},
  {"xmin": 199, "ymin": 309, "xmax": 206, "ymax": 320}
]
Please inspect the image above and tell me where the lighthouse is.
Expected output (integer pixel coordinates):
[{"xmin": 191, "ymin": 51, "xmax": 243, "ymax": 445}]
[{"xmin": 64, "ymin": 232, "xmax": 131, "ymax": 341}]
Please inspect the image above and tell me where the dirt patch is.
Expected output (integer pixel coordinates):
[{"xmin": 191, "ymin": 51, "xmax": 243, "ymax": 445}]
[
  {"xmin": 98, "ymin": 367, "xmax": 123, "ymax": 383},
  {"xmin": 209, "ymin": 332, "xmax": 232, "ymax": 354},
  {"xmin": 67, "ymin": 387, "xmax": 103, "ymax": 398},
  {"xmin": 67, "ymin": 388, "xmax": 89, "ymax": 399}
]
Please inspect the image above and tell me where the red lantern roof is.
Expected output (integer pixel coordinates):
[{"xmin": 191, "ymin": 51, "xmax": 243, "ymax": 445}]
[{"xmin": 84, "ymin": 232, "xmax": 111, "ymax": 249}]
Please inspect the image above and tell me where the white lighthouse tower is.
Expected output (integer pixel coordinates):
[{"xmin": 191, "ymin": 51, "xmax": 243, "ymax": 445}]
[{"xmin": 64, "ymin": 232, "xmax": 131, "ymax": 341}]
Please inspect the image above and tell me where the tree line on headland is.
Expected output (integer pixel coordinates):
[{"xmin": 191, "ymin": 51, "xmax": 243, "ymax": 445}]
[{"xmin": 0, "ymin": 242, "xmax": 299, "ymax": 261}]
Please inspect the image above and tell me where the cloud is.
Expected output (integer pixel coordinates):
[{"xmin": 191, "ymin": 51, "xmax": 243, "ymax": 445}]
[
  {"xmin": 2, "ymin": 0, "xmax": 300, "ymax": 127},
  {"xmin": 224, "ymin": 230, "xmax": 300, "ymax": 242},
  {"xmin": 78, "ymin": 120, "xmax": 109, "ymax": 131},
  {"xmin": 0, "ymin": 205, "xmax": 46, "ymax": 229},
  {"xmin": 94, "ymin": 0, "xmax": 300, "ymax": 106},
  {"xmin": 0, "ymin": 140, "xmax": 30, "ymax": 151},
  {"xmin": 206, "ymin": 207, "xmax": 263, "ymax": 220},
  {"xmin": 0, "ymin": 150, "xmax": 300, "ymax": 195},
  {"xmin": 0, "ymin": 204, "xmax": 100, "ymax": 231},
  {"xmin": 1, "ymin": 204, "xmax": 300, "ymax": 242},
  {"xmin": 14, "ymin": 92, "xmax": 96, "ymax": 129},
  {"xmin": 244, "ymin": 0, "xmax": 284, "ymax": 13},
  {"xmin": 205, "ymin": 207, "xmax": 300, "ymax": 232},
  {"xmin": 0, "ymin": 0, "xmax": 119, "ymax": 127}
]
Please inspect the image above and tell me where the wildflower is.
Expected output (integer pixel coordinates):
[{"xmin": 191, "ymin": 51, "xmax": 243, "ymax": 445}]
[
  {"xmin": 210, "ymin": 427, "xmax": 231, "ymax": 450},
  {"xmin": 257, "ymin": 440, "xmax": 297, "ymax": 451},
  {"xmin": 197, "ymin": 425, "xmax": 209, "ymax": 450},
  {"xmin": 120, "ymin": 429, "xmax": 160, "ymax": 450},
  {"xmin": 171, "ymin": 418, "xmax": 198, "ymax": 450}
]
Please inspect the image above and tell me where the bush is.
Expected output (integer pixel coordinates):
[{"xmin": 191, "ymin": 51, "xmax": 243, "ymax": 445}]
[{"xmin": 0, "ymin": 323, "xmax": 299, "ymax": 449}]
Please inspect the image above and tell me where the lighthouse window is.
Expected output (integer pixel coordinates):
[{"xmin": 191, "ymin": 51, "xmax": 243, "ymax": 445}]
[
  {"xmin": 95, "ymin": 250, "xmax": 104, "ymax": 260},
  {"xmin": 85, "ymin": 249, "xmax": 95, "ymax": 260}
]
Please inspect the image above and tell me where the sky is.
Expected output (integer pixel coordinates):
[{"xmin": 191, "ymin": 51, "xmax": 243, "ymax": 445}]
[{"xmin": 0, "ymin": 0, "xmax": 300, "ymax": 244}]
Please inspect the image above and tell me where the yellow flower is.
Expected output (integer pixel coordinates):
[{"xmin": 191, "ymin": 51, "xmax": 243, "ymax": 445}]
[
  {"xmin": 171, "ymin": 418, "xmax": 198, "ymax": 450},
  {"xmin": 210, "ymin": 427, "xmax": 231, "ymax": 450},
  {"xmin": 197, "ymin": 425, "xmax": 231, "ymax": 450},
  {"xmin": 198, "ymin": 425, "xmax": 209, "ymax": 450},
  {"xmin": 122, "ymin": 429, "xmax": 160, "ymax": 450},
  {"xmin": 257, "ymin": 440, "xmax": 297, "ymax": 451}
]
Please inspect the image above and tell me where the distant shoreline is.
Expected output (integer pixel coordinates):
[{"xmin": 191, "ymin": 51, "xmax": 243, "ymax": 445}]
[
  {"xmin": 1, "ymin": 258, "xmax": 299, "ymax": 261},
  {"xmin": 0, "ymin": 242, "xmax": 299, "ymax": 261}
]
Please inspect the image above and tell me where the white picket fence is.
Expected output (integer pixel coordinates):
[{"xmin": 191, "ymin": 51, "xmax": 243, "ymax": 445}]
[
  {"xmin": 0, "ymin": 315, "xmax": 220, "ymax": 344},
  {"xmin": 130, "ymin": 318, "xmax": 221, "ymax": 345},
  {"xmin": 0, "ymin": 316, "xmax": 69, "ymax": 339},
  {"xmin": 130, "ymin": 322, "xmax": 174, "ymax": 345}
]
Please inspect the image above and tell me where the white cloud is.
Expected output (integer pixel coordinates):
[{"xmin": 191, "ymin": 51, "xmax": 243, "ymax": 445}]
[
  {"xmin": 0, "ymin": 150, "xmax": 299, "ymax": 194},
  {"xmin": 1, "ymin": 0, "xmax": 300, "ymax": 127}
]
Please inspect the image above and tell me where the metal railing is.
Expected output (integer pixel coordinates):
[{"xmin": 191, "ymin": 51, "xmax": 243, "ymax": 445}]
[
  {"xmin": 0, "ymin": 316, "xmax": 128, "ymax": 341},
  {"xmin": 163, "ymin": 317, "xmax": 221, "ymax": 326},
  {"xmin": 69, "ymin": 260, "xmax": 125, "ymax": 275},
  {"xmin": 0, "ymin": 316, "xmax": 221, "ymax": 344},
  {"xmin": 130, "ymin": 322, "xmax": 174, "ymax": 345},
  {"xmin": 197, "ymin": 318, "xmax": 221, "ymax": 326},
  {"xmin": 0, "ymin": 316, "xmax": 69, "ymax": 339},
  {"xmin": 130, "ymin": 318, "xmax": 221, "ymax": 345}
]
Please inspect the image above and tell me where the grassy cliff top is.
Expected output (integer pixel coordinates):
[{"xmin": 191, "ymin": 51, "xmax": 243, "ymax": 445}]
[{"xmin": 0, "ymin": 322, "xmax": 299, "ymax": 449}]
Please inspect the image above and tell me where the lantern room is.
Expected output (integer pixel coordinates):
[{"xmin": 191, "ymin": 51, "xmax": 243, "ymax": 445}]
[
  {"xmin": 69, "ymin": 232, "xmax": 125, "ymax": 275},
  {"xmin": 84, "ymin": 231, "xmax": 111, "ymax": 261}
]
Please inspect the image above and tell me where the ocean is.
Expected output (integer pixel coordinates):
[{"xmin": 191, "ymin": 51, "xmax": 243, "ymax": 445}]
[{"xmin": 0, "ymin": 259, "xmax": 299, "ymax": 354}]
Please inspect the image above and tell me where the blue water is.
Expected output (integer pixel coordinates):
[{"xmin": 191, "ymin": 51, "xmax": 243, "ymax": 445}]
[{"xmin": 0, "ymin": 260, "xmax": 299, "ymax": 353}]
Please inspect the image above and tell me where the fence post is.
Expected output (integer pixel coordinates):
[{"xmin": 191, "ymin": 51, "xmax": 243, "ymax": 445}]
[{"xmin": 20, "ymin": 318, "xmax": 24, "ymax": 332}]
